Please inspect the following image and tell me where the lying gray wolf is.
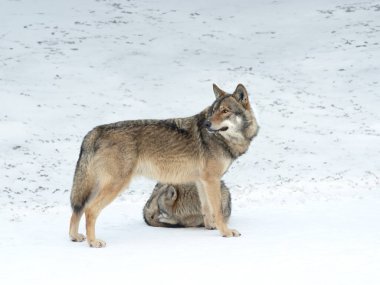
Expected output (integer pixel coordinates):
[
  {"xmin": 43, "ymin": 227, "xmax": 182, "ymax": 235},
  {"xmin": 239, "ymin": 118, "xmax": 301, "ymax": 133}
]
[
  {"xmin": 143, "ymin": 181, "xmax": 231, "ymax": 228},
  {"xmin": 69, "ymin": 83, "xmax": 259, "ymax": 247}
]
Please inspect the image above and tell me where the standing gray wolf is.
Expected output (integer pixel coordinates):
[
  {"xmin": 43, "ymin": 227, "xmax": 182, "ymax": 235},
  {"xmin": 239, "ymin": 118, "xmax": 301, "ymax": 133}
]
[
  {"xmin": 143, "ymin": 181, "xmax": 231, "ymax": 228},
  {"xmin": 69, "ymin": 83, "xmax": 259, "ymax": 247}
]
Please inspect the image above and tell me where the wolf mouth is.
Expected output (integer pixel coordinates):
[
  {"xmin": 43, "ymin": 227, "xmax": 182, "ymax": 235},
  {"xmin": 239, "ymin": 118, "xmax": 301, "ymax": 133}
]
[{"xmin": 207, "ymin": 126, "xmax": 229, "ymax": 133}]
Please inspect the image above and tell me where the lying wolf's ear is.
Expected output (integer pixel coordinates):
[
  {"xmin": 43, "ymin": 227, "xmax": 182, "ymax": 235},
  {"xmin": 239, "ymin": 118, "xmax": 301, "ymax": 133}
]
[
  {"xmin": 213, "ymin": 83, "xmax": 227, "ymax": 99},
  {"xmin": 165, "ymin": 186, "xmax": 177, "ymax": 203},
  {"xmin": 153, "ymin": 183, "xmax": 163, "ymax": 192},
  {"xmin": 233, "ymin": 83, "xmax": 250, "ymax": 109}
]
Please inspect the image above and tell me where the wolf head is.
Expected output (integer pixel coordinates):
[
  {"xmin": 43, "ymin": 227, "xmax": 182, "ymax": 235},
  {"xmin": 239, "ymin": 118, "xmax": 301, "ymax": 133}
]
[{"xmin": 204, "ymin": 83, "xmax": 259, "ymax": 143}]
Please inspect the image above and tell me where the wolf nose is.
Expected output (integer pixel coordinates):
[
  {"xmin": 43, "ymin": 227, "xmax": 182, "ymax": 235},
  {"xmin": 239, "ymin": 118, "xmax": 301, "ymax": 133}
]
[{"xmin": 203, "ymin": 120, "xmax": 211, "ymax": 129}]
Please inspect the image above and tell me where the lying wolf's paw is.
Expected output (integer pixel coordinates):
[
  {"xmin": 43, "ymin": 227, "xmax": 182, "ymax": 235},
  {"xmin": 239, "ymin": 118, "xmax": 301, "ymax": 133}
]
[
  {"xmin": 70, "ymin": 233, "xmax": 86, "ymax": 242},
  {"xmin": 203, "ymin": 215, "xmax": 216, "ymax": 230},
  {"xmin": 221, "ymin": 229, "xmax": 241, "ymax": 238},
  {"xmin": 88, "ymin": 239, "xmax": 106, "ymax": 248},
  {"xmin": 205, "ymin": 223, "xmax": 216, "ymax": 230}
]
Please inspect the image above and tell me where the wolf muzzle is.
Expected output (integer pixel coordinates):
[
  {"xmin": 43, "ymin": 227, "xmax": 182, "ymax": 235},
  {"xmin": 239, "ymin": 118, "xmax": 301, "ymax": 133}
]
[{"xmin": 203, "ymin": 120, "xmax": 228, "ymax": 132}]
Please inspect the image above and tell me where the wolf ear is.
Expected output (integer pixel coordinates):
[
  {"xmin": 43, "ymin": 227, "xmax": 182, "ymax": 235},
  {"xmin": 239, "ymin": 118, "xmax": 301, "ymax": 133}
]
[
  {"xmin": 213, "ymin": 83, "xmax": 227, "ymax": 99},
  {"xmin": 153, "ymin": 183, "xmax": 163, "ymax": 192},
  {"xmin": 233, "ymin": 83, "xmax": 250, "ymax": 109},
  {"xmin": 165, "ymin": 186, "xmax": 177, "ymax": 202}
]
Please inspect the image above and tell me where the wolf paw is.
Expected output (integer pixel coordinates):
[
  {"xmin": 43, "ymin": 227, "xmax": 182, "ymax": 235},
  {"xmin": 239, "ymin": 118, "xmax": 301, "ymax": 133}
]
[
  {"xmin": 88, "ymin": 239, "xmax": 106, "ymax": 248},
  {"xmin": 222, "ymin": 229, "xmax": 241, "ymax": 238},
  {"xmin": 70, "ymin": 233, "xmax": 86, "ymax": 242}
]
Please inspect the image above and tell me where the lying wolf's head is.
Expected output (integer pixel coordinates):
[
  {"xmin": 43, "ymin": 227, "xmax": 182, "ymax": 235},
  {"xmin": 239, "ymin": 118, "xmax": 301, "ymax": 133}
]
[
  {"xmin": 143, "ymin": 183, "xmax": 179, "ymax": 227},
  {"xmin": 204, "ymin": 84, "xmax": 259, "ymax": 144}
]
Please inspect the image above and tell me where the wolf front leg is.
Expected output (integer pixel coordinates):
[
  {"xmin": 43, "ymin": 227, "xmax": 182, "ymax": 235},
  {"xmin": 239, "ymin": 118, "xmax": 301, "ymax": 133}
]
[
  {"xmin": 196, "ymin": 181, "xmax": 216, "ymax": 229},
  {"xmin": 200, "ymin": 178, "xmax": 241, "ymax": 237}
]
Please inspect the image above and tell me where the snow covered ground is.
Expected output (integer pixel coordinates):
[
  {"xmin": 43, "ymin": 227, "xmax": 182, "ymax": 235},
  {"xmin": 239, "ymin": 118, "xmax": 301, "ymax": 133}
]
[{"xmin": 1, "ymin": 0, "xmax": 379, "ymax": 284}]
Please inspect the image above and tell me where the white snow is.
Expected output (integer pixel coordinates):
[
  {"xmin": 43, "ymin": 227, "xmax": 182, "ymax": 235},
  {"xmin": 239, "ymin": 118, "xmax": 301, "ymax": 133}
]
[{"xmin": 1, "ymin": 0, "xmax": 379, "ymax": 284}]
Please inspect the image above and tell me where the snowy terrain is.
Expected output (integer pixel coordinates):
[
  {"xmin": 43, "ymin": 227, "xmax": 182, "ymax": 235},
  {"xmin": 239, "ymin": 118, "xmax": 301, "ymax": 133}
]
[{"xmin": 1, "ymin": 0, "xmax": 379, "ymax": 284}]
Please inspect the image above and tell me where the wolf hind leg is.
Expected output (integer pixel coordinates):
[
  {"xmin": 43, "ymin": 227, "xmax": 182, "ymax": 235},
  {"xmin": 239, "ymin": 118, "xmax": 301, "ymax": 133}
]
[
  {"xmin": 69, "ymin": 176, "xmax": 94, "ymax": 242},
  {"xmin": 85, "ymin": 177, "xmax": 131, "ymax": 248},
  {"xmin": 69, "ymin": 210, "xmax": 86, "ymax": 242}
]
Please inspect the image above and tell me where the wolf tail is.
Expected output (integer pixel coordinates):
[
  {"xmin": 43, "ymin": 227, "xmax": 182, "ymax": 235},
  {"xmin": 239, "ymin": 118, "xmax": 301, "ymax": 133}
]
[{"xmin": 70, "ymin": 128, "xmax": 100, "ymax": 213}]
